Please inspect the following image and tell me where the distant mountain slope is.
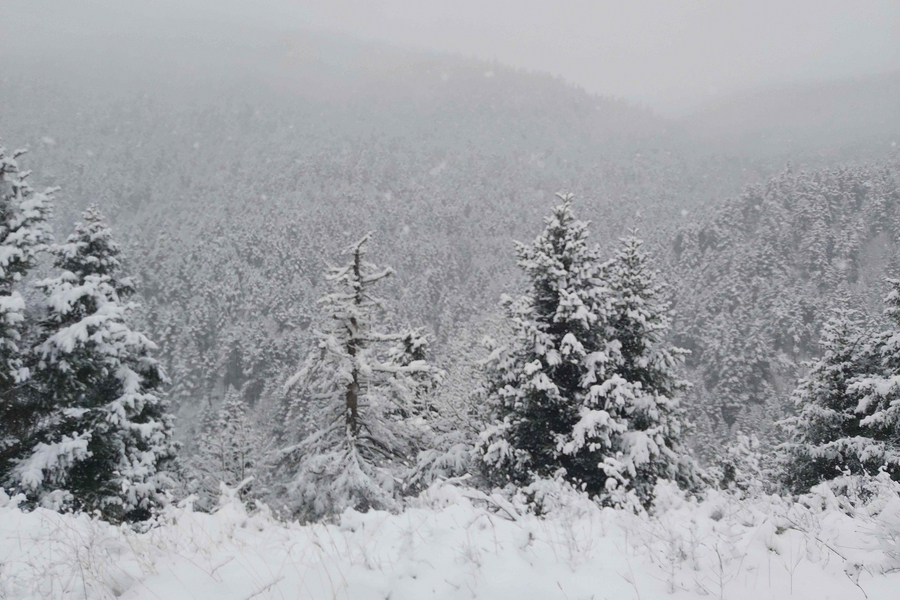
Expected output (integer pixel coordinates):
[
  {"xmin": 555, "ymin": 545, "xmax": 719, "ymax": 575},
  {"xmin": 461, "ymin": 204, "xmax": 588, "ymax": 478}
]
[
  {"xmin": 2, "ymin": 29, "xmax": 898, "ymax": 446},
  {"xmin": 0, "ymin": 30, "xmax": 751, "ymax": 433},
  {"xmin": 668, "ymin": 160, "xmax": 900, "ymax": 454},
  {"xmin": 681, "ymin": 71, "xmax": 900, "ymax": 162}
]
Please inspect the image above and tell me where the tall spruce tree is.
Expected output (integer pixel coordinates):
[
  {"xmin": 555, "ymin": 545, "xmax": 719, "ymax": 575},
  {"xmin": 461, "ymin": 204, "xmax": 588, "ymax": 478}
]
[
  {"xmin": 777, "ymin": 308, "xmax": 880, "ymax": 493},
  {"xmin": 478, "ymin": 196, "xmax": 695, "ymax": 506},
  {"xmin": 594, "ymin": 234, "xmax": 696, "ymax": 503},
  {"xmin": 280, "ymin": 233, "xmax": 441, "ymax": 520},
  {"xmin": 477, "ymin": 194, "xmax": 622, "ymax": 490},
  {"xmin": 0, "ymin": 143, "xmax": 55, "ymax": 484},
  {"xmin": 9, "ymin": 206, "xmax": 177, "ymax": 521}
]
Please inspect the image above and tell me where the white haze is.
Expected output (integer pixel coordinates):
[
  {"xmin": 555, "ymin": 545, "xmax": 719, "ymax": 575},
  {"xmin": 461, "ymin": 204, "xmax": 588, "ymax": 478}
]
[{"xmin": 3, "ymin": 0, "xmax": 899, "ymax": 115}]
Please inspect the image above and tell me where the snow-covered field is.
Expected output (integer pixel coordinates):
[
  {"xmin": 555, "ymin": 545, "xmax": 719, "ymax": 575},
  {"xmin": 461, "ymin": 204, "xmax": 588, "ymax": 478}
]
[{"xmin": 1, "ymin": 481, "xmax": 898, "ymax": 600}]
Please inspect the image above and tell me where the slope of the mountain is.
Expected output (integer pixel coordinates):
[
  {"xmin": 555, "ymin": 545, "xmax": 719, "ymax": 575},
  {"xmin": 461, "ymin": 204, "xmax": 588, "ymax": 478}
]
[
  {"xmin": 0, "ymin": 30, "xmax": 752, "ymax": 435},
  {"xmin": 2, "ymin": 28, "xmax": 897, "ymax": 447},
  {"xmin": 681, "ymin": 71, "xmax": 900, "ymax": 163},
  {"xmin": 668, "ymin": 159, "xmax": 900, "ymax": 456}
]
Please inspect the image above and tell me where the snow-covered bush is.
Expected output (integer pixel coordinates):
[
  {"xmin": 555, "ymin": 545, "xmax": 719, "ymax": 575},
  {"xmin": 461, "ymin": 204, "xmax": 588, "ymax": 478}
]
[
  {"xmin": 713, "ymin": 431, "xmax": 770, "ymax": 497},
  {"xmin": 189, "ymin": 386, "xmax": 269, "ymax": 511}
]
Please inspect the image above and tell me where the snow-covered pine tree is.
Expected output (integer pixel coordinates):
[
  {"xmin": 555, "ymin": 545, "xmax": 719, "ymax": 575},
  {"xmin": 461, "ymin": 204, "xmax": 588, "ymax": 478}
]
[
  {"xmin": 591, "ymin": 234, "xmax": 696, "ymax": 504},
  {"xmin": 192, "ymin": 386, "xmax": 266, "ymax": 510},
  {"xmin": 386, "ymin": 327, "xmax": 442, "ymax": 415},
  {"xmin": 9, "ymin": 205, "xmax": 177, "ymax": 521},
  {"xmin": 842, "ymin": 280, "xmax": 900, "ymax": 479},
  {"xmin": 280, "ymin": 233, "xmax": 441, "ymax": 520},
  {"xmin": 478, "ymin": 199, "xmax": 696, "ymax": 507},
  {"xmin": 777, "ymin": 307, "xmax": 882, "ymax": 493},
  {"xmin": 0, "ymin": 142, "xmax": 55, "ymax": 484},
  {"xmin": 477, "ymin": 194, "xmax": 627, "ymax": 493}
]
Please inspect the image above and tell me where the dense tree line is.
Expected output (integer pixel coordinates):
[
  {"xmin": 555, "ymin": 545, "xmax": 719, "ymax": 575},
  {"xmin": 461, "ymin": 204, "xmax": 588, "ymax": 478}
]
[
  {"xmin": 4, "ymin": 130, "xmax": 900, "ymax": 524},
  {"xmin": 669, "ymin": 163, "xmax": 900, "ymax": 454},
  {"xmin": 0, "ymin": 143, "xmax": 175, "ymax": 522},
  {"xmin": 0, "ymin": 137, "xmax": 705, "ymax": 519}
]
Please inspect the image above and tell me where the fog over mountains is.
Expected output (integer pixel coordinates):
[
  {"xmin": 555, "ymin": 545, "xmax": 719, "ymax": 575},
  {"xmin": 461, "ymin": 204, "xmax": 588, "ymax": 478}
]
[
  {"xmin": 6, "ymin": 6, "xmax": 900, "ymax": 599},
  {"xmin": 3, "ymin": 25, "xmax": 899, "ymax": 453}
]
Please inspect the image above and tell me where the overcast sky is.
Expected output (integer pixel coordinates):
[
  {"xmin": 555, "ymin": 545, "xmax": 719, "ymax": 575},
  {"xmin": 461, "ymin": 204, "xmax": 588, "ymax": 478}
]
[{"xmin": 5, "ymin": 0, "xmax": 900, "ymax": 115}]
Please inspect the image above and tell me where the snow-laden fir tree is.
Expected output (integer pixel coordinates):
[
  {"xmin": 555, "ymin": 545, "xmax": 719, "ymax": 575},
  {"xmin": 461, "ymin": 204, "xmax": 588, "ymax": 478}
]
[
  {"xmin": 777, "ymin": 307, "xmax": 882, "ymax": 493},
  {"xmin": 279, "ymin": 233, "xmax": 442, "ymax": 520},
  {"xmin": 0, "ymin": 143, "xmax": 55, "ymax": 482},
  {"xmin": 591, "ymin": 234, "xmax": 696, "ymax": 504},
  {"xmin": 477, "ymin": 195, "xmax": 695, "ymax": 506},
  {"xmin": 8, "ymin": 205, "xmax": 177, "ymax": 521},
  {"xmin": 192, "ymin": 386, "xmax": 267, "ymax": 511},
  {"xmin": 847, "ymin": 279, "xmax": 900, "ymax": 480},
  {"xmin": 476, "ymin": 194, "xmax": 621, "ymax": 491}
]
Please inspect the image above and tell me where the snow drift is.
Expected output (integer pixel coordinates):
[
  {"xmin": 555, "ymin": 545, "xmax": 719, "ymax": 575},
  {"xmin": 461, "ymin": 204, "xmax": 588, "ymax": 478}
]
[{"xmin": 2, "ymin": 478, "xmax": 900, "ymax": 600}]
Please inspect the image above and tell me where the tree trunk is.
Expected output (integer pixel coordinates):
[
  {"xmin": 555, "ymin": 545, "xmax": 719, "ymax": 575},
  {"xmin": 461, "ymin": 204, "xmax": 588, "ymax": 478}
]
[{"xmin": 346, "ymin": 244, "xmax": 363, "ymax": 437}]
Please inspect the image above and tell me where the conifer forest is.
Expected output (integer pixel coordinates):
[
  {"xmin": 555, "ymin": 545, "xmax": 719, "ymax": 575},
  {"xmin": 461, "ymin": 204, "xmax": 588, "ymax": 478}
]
[{"xmin": 2, "ymin": 2, "xmax": 900, "ymax": 599}]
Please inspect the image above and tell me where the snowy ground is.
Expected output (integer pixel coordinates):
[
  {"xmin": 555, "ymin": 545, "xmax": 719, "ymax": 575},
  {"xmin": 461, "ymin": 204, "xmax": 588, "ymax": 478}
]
[{"xmin": 1, "ymin": 481, "xmax": 899, "ymax": 600}]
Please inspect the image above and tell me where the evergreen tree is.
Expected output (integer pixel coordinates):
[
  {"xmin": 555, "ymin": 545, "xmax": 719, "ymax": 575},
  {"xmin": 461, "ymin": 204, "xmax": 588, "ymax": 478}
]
[
  {"xmin": 8, "ymin": 206, "xmax": 177, "ymax": 521},
  {"xmin": 477, "ymin": 194, "xmax": 622, "ymax": 492},
  {"xmin": 0, "ymin": 143, "xmax": 55, "ymax": 484},
  {"xmin": 478, "ymin": 197, "xmax": 694, "ymax": 506},
  {"xmin": 778, "ymin": 307, "xmax": 884, "ymax": 493},
  {"xmin": 843, "ymin": 280, "xmax": 900, "ymax": 477},
  {"xmin": 192, "ymin": 386, "xmax": 266, "ymax": 510},
  {"xmin": 593, "ymin": 234, "xmax": 696, "ymax": 503},
  {"xmin": 280, "ymin": 233, "xmax": 441, "ymax": 520}
]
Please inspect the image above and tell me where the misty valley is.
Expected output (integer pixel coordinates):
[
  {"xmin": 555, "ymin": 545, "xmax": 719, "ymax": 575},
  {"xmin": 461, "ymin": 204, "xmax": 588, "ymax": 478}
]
[{"xmin": 1, "ymin": 8, "xmax": 900, "ymax": 600}]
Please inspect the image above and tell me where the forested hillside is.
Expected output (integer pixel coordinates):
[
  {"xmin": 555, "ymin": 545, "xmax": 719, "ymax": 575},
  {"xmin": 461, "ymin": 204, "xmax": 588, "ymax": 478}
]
[
  {"xmin": 669, "ymin": 161, "xmax": 900, "ymax": 453},
  {"xmin": 2, "ymin": 30, "xmax": 899, "ymax": 452}
]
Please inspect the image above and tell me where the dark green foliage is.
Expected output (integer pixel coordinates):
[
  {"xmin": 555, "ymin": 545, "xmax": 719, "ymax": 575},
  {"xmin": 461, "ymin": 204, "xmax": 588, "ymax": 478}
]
[
  {"xmin": 479, "ymin": 196, "xmax": 696, "ymax": 506},
  {"xmin": 10, "ymin": 206, "xmax": 177, "ymax": 522},
  {"xmin": 0, "ymin": 143, "xmax": 54, "ymax": 487}
]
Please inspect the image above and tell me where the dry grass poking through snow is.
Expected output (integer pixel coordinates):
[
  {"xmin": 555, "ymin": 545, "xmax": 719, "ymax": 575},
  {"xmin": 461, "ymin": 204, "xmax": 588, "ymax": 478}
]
[{"xmin": 1, "ymin": 479, "xmax": 899, "ymax": 599}]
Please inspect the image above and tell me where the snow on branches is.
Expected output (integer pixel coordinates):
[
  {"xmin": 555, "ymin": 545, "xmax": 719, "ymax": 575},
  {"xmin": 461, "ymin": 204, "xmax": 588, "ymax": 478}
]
[
  {"xmin": 280, "ymin": 233, "xmax": 443, "ymax": 520},
  {"xmin": 8, "ymin": 206, "xmax": 177, "ymax": 522},
  {"xmin": 477, "ymin": 194, "xmax": 697, "ymax": 507}
]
